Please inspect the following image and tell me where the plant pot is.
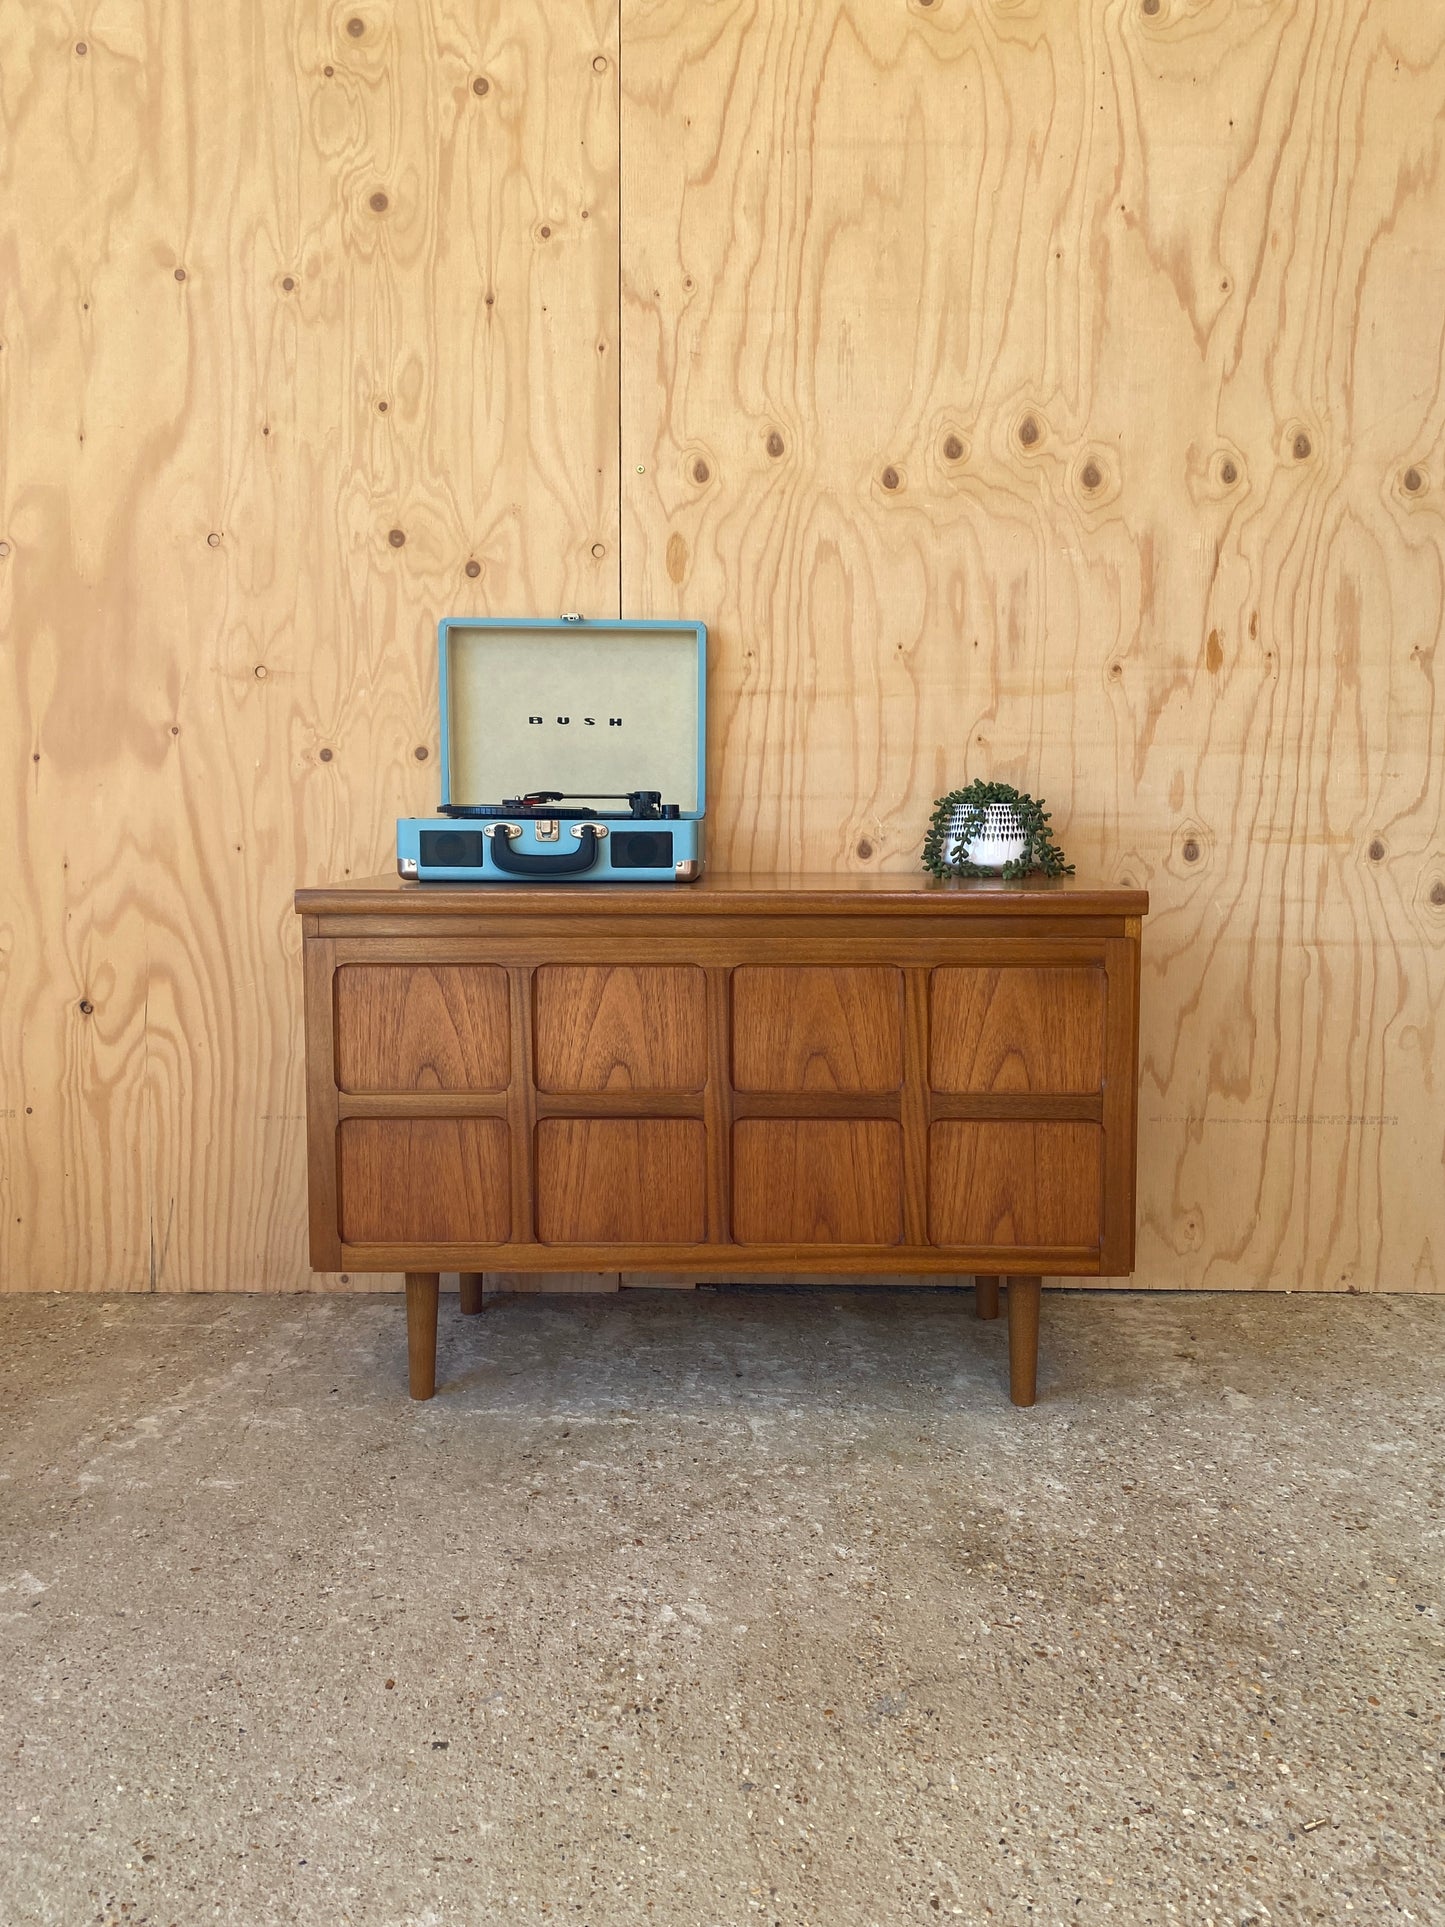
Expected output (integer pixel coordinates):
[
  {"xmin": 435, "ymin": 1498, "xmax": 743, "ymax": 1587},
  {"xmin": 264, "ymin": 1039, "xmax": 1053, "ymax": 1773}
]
[{"xmin": 947, "ymin": 800, "xmax": 1028, "ymax": 871}]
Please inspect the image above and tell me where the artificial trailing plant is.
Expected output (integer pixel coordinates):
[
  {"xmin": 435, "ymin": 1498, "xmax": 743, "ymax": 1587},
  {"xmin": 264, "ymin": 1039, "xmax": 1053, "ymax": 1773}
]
[{"xmin": 920, "ymin": 779, "xmax": 1074, "ymax": 881}]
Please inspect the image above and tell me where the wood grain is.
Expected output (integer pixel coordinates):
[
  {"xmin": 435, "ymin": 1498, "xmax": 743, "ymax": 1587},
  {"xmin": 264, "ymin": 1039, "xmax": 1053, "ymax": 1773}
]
[
  {"xmin": 620, "ymin": 0, "xmax": 1445, "ymax": 1294},
  {"xmin": 930, "ymin": 967, "xmax": 1104, "ymax": 1095},
  {"xmin": 6, "ymin": 0, "xmax": 1445, "ymax": 1297},
  {"xmin": 335, "ymin": 965, "xmax": 510, "ymax": 1092},
  {"xmin": 732, "ymin": 966, "xmax": 903, "ymax": 1092},
  {"xmin": 929, "ymin": 1122, "xmax": 1102, "ymax": 1251},
  {"xmin": 534, "ymin": 1118, "xmax": 705, "ymax": 1243},
  {"xmin": 0, "ymin": 0, "xmax": 619, "ymax": 1290},
  {"xmin": 338, "ymin": 1118, "xmax": 511, "ymax": 1245},
  {"xmin": 732, "ymin": 1120, "xmax": 903, "ymax": 1246},
  {"xmin": 533, "ymin": 964, "xmax": 705, "ymax": 1090}
]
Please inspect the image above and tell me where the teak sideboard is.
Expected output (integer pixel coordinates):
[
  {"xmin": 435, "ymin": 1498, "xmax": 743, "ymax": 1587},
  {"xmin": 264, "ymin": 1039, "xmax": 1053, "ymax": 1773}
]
[{"xmin": 295, "ymin": 875, "xmax": 1147, "ymax": 1406}]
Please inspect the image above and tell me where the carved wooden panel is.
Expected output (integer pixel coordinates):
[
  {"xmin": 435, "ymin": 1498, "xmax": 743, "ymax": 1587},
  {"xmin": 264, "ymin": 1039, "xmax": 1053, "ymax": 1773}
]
[
  {"xmin": 534, "ymin": 965, "xmax": 706, "ymax": 1091},
  {"xmin": 535, "ymin": 1119, "xmax": 706, "ymax": 1243},
  {"xmin": 335, "ymin": 966, "xmax": 510, "ymax": 1093},
  {"xmin": 929, "ymin": 1122, "xmax": 1102, "ymax": 1249},
  {"xmin": 732, "ymin": 1120, "xmax": 903, "ymax": 1245},
  {"xmin": 930, "ymin": 968, "xmax": 1105, "ymax": 1094},
  {"xmin": 732, "ymin": 967, "xmax": 903, "ymax": 1092},
  {"xmin": 338, "ymin": 1119, "xmax": 511, "ymax": 1245}
]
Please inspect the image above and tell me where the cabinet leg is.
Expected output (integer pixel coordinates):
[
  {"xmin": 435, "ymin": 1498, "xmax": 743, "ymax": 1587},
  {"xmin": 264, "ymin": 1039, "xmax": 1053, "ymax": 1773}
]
[
  {"xmin": 405, "ymin": 1272, "xmax": 440, "ymax": 1400},
  {"xmin": 459, "ymin": 1271, "xmax": 486, "ymax": 1315},
  {"xmin": 1006, "ymin": 1277, "xmax": 1041, "ymax": 1408},
  {"xmin": 974, "ymin": 1274, "xmax": 1000, "ymax": 1320}
]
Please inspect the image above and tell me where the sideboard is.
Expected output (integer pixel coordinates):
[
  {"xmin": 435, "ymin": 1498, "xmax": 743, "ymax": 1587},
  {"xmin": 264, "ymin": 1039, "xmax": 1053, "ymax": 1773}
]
[{"xmin": 294, "ymin": 875, "xmax": 1147, "ymax": 1406}]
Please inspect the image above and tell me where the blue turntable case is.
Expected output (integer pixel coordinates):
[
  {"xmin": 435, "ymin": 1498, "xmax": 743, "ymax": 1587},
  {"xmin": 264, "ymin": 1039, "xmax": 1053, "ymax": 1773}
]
[{"xmin": 397, "ymin": 616, "xmax": 707, "ymax": 883}]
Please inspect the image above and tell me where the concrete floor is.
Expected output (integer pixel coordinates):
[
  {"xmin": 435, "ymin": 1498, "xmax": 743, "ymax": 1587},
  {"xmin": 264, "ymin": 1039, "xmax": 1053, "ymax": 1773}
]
[{"xmin": 0, "ymin": 1288, "xmax": 1441, "ymax": 1927}]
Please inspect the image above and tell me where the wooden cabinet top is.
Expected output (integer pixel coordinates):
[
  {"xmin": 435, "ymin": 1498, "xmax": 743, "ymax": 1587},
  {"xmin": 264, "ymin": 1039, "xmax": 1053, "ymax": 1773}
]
[{"xmin": 296, "ymin": 873, "xmax": 1149, "ymax": 924}]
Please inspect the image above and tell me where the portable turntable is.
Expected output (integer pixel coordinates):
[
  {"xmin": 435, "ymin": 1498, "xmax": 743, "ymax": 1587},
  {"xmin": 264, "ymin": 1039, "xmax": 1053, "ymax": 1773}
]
[{"xmin": 397, "ymin": 615, "xmax": 706, "ymax": 883}]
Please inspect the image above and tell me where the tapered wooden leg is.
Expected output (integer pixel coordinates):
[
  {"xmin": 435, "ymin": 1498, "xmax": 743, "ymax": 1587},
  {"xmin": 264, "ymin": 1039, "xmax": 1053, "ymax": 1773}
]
[
  {"xmin": 458, "ymin": 1271, "xmax": 486, "ymax": 1315},
  {"xmin": 405, "ymin": 1272, "xmax": 440, "ymax": 1400},
  {"xmin": 974, "ymin": 1274, "xmax": 1000, "ymax": 1320},
  {"xmin": 1006, "ymin": 1276, "xmax": 1041, "ymax": 1407}
]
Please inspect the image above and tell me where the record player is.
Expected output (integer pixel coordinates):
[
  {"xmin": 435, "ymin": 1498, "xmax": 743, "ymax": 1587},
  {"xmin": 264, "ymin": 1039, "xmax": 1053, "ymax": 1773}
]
[{"xmin": 397, "ymin": 615, "xmax": 706, "ymax": 883}]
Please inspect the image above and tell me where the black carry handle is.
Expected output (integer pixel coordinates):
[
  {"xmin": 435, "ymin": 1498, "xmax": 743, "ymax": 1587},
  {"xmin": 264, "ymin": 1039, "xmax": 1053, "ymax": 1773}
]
[{"xmin": 487, "ymin": 824, "xmax": 603, "ymax": 877}]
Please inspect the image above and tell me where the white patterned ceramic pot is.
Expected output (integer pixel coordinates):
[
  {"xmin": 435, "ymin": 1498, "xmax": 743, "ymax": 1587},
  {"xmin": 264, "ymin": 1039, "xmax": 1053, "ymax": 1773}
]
[{"xmin": 947, "ymin": 800, "xmax": 1028, "ymax": 871}]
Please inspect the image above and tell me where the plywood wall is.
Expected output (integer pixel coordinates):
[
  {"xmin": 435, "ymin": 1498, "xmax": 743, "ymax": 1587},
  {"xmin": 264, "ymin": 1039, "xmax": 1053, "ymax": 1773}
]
[
  {"xmin": 621, "ymin": 0, "xmax": 1445, "ymax": 1295},
  {"xmin": 2, "ymin": 0, "xmax": 1442, "ymax": 1293},
  {"xmin": 0, "ymin": 0, "xmax": 620, "ymax": 1291}
]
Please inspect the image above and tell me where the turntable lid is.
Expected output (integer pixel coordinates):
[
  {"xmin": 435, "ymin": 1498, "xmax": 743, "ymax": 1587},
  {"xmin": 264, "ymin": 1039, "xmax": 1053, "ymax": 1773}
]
[{"xmin": 437, "ymin": 617, "xmax": 706, "ymax": 815}]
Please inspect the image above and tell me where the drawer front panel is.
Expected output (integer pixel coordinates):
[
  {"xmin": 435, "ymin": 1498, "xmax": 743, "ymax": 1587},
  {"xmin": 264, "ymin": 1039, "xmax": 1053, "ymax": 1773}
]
[
  {"xmin": 534, "ymin": 965, "xmax": 706, "ymax": 1092},
  {"xmin": 732, "ymin": 967, "xmax": 903, "ymax": 1092},
  {"xmin": 338, "ymin": 1118, "xmax": 511, "ymax": 1244},
  {"xmin": 733, "ymin": 1120, "xmax": 903, "ymax": 1245},
  {"xmin": 930, "ymin": 967, "xmax": 1104, "ymax": 1093},
  {"xmin": 535, "ymin": 1119, "xmax": 706, "ymax": 1243},
  {"xmin": 929, "ymin": 1121, "xmax": 1102, "ymax": 1247},
  {"xmin": 335, "ymin": 965, "xmax": 510, "ymax": 1093}
]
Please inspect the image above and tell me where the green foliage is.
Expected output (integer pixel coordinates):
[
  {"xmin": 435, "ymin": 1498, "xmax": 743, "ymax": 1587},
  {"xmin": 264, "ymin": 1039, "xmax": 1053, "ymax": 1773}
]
[{"xmin": 921, "ymin": 780, "xmax": 1074, "ymax": 881}]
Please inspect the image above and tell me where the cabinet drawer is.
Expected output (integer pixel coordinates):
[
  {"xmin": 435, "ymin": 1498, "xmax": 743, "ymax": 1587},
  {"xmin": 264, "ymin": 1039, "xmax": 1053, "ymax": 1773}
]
[
  {"xmin": 534, "ymin": 965, "xmax": 705, "ymax": 1092},
  {"xmin": 338, "ymin": 1118, "xmax": 511, "ymax": 1244},
  {"xmin": 732, "ymin": 1120, "xmax": 903, "ymax": 1245},
  {"xmin": 928, "ymin": 1122, "xmax": 1102, "ymax": 1248},
  {"xmin": 535, "ymin": 1119, "xmax": 706, "ymax": 1244},
  {"xmin": 930, "ymin": 967, "xmax": 1104, "ymax": 1093},
  {"xmin": 335, "ymin": 965, "xmax": 510, "ymax": 1093},
  {"xmin": 732, "ymin": 967, "xmax": 903, "ymax": 1092}
]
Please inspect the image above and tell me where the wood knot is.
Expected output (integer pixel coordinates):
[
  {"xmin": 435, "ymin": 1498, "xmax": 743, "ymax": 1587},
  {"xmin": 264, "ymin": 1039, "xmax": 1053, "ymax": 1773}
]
[
  {"xmin": 766, "ymin": 430, "xmax": 785, "ymax": 458},
  {"xmin": 1430, "ymin": 880, "xmax": 1445, "ymax": 906},
  {"xmin": 174, "ymin": 267, "xmax": 187, "ymax": 281},
  {"xmin": 75, "ymin": 40, "xmax": 87, "ymax": 55},
  {"xmin": 692, "ymin": 459, "xmax": 710, "ymax": 484},
  {"xmin": 282, "ymin": 276, "xmax": 295, "ymax": 291},
  {"xmin": 592, "ymin": 54, "xmax": 608, "ymax": 73},
  {"xmin": 1292, "ymin": 431, "xmax": 1312, "ymax": 460},
  {"xmin": 539, "ymin": 225, "xmax": 552, "ymax": 239},
  {"xmin": 0, "ymin": 541, "xmax": 9, "ymax": 558},
  {"xmin": 1080, "ymin": 460, "xmax": 1101, "ymax": 491},
  {"xmin": 414, "ymin": 745, "xmax": 429, "ymax": 761},
  {"xmin": 1368, "ymin": 839, "xmax": 1385, "ymax": 862},
  {"xmin": 377, "ymin": 400, "xmax": 388, "ymax": 412},
  {"xmin": 881, "ymin": 465, "xmax": 900, "ymax": 490},
  {"xmin": 1018, "ymin": 415, "xmax": 1040, "ymax": 447},
  {"xmin": 473, "ymin": 76, "xmax": 490, "ymax": 96},
  {"xmin": 942, "ymin": 435, "xmax": 964, "ymax": 461},
  {"xmin": 207, "ymin": 532, "xmax": 221, "ymax": 548},
  {"xmin": 324, "ymin": 64, "xmax": 334, "ymax": 76},
  {"xmin": 1404, "ymin": 467, "xmax": 1423, "ymax": 493},
  {"xmin": 319, "ymin": 747, "xmax": 334, "ymax": 762},
  {"xmin": 78, "ymin": 1000, "xmax": 94, "ymax": 1016},
  {"xmin": 1182, "ymin": 838, "xmax": 1200, "ymax": 863},
  {"xmin": 1142, "ymin": 0, "xmax": 1160, "ymax": 13},
  {"xmin": 1220, "ymin": 457, "xmax": 1238, "ymax": 486},
  {"xmin": 346, "ymin": 16, "xmax": 365, "ymax": 35},
  {"xmin": 465, "ymin": 559, "xmax": 481, "ymax": 578},
  {"xmin": 370, "ymin": 191, "xmax": 389, "ymax": 213},
  {"xmin": 856, "ymin": 838, "xmax": 874, "ymax": 859},
  {"xmin": 253, "ymin": 664, "xmax": 268, "ymax": 679},
  {"xmin": 388, "ymin": 528, "xmax": 406, "ymax": 547}
]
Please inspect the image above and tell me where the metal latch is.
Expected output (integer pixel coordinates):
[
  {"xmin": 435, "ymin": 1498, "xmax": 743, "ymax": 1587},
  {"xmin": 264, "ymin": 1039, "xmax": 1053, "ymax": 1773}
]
[
  {"xmin": 561, "ymin": 612, "xmax": 583, "ymax": 623},
  {"xmin": 536, "ymin": 819, "xmax": 559, "ymax": 841}
]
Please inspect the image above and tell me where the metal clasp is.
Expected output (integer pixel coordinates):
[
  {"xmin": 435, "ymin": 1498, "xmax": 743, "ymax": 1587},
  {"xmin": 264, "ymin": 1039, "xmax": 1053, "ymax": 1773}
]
[{"xmin": 536, "ymin": 819, "xmax": 559, "ymax": 841}]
